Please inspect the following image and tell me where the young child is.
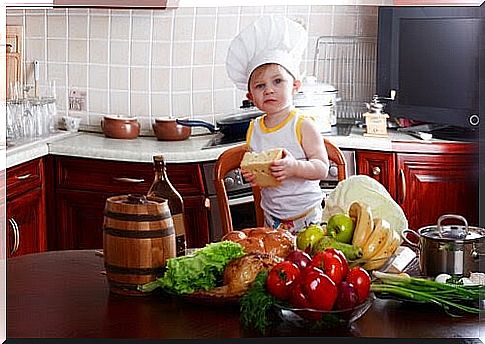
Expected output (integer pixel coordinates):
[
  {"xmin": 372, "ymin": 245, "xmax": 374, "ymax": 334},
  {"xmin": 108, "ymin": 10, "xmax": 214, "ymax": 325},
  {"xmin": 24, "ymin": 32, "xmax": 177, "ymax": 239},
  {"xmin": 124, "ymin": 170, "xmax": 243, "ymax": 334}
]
[{"xmin": 226, "ymin": 15, "xmax": 330, "ymax": 234}]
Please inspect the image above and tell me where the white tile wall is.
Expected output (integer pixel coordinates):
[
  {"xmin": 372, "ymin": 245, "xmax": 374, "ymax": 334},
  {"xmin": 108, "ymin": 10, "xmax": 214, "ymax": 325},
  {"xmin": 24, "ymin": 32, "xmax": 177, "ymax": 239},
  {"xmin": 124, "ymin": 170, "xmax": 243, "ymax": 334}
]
[{"xmin": 6, "ymin": 5, "xmax": 382, "ymax": 133}]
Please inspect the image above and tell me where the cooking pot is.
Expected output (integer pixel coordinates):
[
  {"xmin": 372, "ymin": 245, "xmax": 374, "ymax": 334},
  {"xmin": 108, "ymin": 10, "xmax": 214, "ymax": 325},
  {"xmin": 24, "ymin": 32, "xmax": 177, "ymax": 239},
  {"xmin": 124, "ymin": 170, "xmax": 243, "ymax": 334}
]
[
  {"xmin": 176, "ymin": 106, "xmax": 262, "ymax": 140},
  {"xmin": 294, "ymin": 76, "xmax": 339, "ymax": 130},
  {"xmin": 152, "ymin": 117, "xmax": 191, "ymax": 141},
  {"xmin": 101, "ymin": 115, "xmax": 140, "ymax": 139},
  {"xmin": 402, "ymin": 214, "xmax": 484, "ymax": 277}
]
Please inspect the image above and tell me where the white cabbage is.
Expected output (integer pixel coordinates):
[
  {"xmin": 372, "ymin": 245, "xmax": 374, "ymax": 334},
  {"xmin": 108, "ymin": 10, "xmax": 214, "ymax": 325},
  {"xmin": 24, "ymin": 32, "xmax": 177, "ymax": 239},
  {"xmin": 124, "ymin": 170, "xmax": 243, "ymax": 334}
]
[{"xmin": 322, "ymin": 175, "xmax": 408, "ymax": 234}]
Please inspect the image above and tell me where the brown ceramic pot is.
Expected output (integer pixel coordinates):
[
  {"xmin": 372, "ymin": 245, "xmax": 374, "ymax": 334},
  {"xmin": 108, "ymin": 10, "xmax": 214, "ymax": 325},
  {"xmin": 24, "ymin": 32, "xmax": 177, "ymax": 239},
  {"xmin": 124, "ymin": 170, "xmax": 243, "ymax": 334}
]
[
  {"xmin": 101, "ymin": 115, "xmax": 140, "ymax": 139},
  {"xmin": 152, "ymin": 117, "xmax": 191, "ymax": 141}
]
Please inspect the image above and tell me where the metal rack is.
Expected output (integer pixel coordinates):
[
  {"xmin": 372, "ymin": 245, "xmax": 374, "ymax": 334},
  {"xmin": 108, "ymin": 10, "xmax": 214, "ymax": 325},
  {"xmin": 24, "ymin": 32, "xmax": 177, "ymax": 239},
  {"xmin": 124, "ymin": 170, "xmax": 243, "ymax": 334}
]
[{"xmin": 312, "ymin": 36, "xmax": 377, "ymax": 121}]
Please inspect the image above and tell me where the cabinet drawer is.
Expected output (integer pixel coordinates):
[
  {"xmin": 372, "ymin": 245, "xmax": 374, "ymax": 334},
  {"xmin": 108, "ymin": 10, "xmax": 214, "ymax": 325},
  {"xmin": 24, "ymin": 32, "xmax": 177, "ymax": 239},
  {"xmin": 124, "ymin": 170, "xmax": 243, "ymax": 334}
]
[
  {"xmin": 7, "ymin": 158, "xmax": 43, "ymax": 199},
  {"xmin": 55, "ymin": 157, "xmax": 205, "ymax": 196}
]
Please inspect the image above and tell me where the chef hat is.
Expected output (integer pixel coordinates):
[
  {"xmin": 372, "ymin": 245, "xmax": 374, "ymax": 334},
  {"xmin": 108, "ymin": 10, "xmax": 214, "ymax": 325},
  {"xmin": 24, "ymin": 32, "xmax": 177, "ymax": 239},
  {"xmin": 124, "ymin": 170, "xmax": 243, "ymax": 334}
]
[{"xmin": 226, "ymin": 15, "xmax": 308, "ymax": 90}]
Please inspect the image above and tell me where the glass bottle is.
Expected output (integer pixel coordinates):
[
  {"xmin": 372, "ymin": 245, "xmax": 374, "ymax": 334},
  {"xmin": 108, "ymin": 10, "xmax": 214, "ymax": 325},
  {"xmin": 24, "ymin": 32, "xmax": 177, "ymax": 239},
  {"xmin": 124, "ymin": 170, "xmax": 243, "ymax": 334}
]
[{"xmin": 147, "ymin": 155, "xmax": 187, "ymax": 256}]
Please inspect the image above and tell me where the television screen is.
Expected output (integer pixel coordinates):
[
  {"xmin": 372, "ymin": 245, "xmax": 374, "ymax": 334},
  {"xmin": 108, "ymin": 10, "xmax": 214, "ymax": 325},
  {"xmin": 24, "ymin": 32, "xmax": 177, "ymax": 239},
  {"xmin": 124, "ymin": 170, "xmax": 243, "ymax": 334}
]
[{"xmin": 377, "ymin": 6, "xmax": 483, "ymax": 139}]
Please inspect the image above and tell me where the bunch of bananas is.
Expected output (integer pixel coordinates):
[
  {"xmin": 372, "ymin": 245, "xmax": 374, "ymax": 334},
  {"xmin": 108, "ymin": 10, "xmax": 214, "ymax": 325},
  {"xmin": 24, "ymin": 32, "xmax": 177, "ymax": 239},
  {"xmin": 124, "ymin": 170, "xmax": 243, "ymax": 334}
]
[{"xmin": 348, "ymin": 201, "xmax": 401, "ymax": 270}]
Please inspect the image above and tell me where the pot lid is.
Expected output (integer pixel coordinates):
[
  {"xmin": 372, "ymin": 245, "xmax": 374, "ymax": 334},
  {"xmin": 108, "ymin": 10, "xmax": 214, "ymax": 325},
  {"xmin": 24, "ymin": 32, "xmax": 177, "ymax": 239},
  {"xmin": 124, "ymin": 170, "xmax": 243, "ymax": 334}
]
[
  {"xmin": 298, "ymin": 76, "xmax": 338, "ymax": 93},
  {"xmin": 419, "ymin": 214, "xmax": 484, "ymax": 242},
  {"xmin": 104, "ymin": 114, "xmax": 138, "ymax": 121},
  {"xmin": 217, "ymin": 100, "xmax": 263, "ymax": 125},
  {"xmin": 155, "ymin": 116, "xmax": 188, "ymax": 122}
]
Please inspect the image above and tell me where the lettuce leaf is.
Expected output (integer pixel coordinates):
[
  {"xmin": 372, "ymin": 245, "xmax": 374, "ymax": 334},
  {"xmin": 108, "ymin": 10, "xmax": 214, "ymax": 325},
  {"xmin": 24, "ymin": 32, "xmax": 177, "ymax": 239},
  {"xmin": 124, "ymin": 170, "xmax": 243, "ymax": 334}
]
[{"xmin": 141, "ymin": 241, "xmax": 245, "ymax": 295}]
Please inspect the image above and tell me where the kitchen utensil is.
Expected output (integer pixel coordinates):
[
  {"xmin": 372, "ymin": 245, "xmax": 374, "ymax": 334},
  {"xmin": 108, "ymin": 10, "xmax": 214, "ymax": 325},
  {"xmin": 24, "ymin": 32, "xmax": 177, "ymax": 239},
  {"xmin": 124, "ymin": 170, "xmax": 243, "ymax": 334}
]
[
  {"xmin": 101, "ymin": 115, "xmax": 140, "ymax": 139},
  {"xmin": 103, "ymin": 194, "xmax": 176, "ymax": 296},
  {"xmin": 176, "ymin": 105, "xmax": 262, "ymax": 140},
  {"xmin": 294, "ymin": 75, "xmax": 338, "ymax": 131},
  {"xmin": 402, "ymin": 214, "xmax": 484, "ymax": 277},
  {"xmin": 152, "ymin": 117, "xmax": 191, "ymax": 141}
]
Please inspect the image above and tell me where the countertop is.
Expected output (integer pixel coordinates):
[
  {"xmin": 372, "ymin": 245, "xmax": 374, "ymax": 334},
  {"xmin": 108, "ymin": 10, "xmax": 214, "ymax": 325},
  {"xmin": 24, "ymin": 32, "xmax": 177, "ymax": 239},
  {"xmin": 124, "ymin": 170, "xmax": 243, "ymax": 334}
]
[{"xmin": 5, "ymin": 126, "xmax": 466, "ymax": 168}]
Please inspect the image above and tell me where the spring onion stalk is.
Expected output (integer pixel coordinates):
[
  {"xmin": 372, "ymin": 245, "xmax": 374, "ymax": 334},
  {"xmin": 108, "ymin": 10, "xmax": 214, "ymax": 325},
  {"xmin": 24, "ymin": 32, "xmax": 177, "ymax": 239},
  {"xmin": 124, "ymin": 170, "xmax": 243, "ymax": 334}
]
[{"xmin": 371, "ymin": 271, "xmax": 485, "ymax": 315}]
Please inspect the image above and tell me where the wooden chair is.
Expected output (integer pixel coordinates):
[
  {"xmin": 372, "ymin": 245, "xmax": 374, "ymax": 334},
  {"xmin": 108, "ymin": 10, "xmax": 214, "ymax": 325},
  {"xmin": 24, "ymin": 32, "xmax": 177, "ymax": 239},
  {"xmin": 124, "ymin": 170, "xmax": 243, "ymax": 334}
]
[{"xmin": 214, "ymin": 138, "xmax": 348, "ymax": 236}]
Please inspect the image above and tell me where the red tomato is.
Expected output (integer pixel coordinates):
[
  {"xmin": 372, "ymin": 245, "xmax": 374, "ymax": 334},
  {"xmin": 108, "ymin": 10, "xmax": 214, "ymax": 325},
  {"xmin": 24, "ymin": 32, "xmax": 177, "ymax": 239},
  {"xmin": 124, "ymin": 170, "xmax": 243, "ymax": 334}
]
[
  {"xmin": 300, "ymin": 268, "xmax": 338, "ymax": 311},
  {"xmin": 345, "ymin": 266, "xmax": 371, "ymax": 303},
  {"xmin": 266, "ymin": 261, "xmax": 301, "ymax": 300},
  {"xmin": 311, "ymin": 250, "xmax": 346, "ymax": 284},
  {"xmin": 289, "ymin": 281, "xmax": 311, "ymax": 309},
  {"xmin": 323, "ymin": 248, "xmax": 349, "ymax": 278}
]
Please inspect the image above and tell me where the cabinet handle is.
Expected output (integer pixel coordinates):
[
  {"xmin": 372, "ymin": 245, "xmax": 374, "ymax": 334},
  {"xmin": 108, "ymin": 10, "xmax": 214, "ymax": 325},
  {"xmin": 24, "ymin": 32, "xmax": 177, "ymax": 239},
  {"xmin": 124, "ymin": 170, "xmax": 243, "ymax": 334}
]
[
  {"xmin": 113, "ymin": 177, "xmax": 145, "ymax": 183},
  {"xmin": 399, "ymin": 169, "xmax": 406, "ymax": 204},
  {"xmin": 372, "ymin": 166, "xmax": 381, "ymax": 176},
  {"xmin": 204, "ymin": 198, "xmax": 211, "ymax": 209},
  {"xmin": 9, "ymin": 218, "xmax": 19, "ymax": 255},
  {"xmin": 16, "ymin": 173, "xmax": 32, "ymax": 180}
]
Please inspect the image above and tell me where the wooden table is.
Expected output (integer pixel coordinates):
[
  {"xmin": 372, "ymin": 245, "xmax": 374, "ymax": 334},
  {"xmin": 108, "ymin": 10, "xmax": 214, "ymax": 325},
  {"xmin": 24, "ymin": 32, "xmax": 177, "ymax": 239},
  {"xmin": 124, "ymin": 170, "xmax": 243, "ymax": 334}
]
[{"xmin": 6, "ymin": 250, "xmax": 484, "ymax": 341}]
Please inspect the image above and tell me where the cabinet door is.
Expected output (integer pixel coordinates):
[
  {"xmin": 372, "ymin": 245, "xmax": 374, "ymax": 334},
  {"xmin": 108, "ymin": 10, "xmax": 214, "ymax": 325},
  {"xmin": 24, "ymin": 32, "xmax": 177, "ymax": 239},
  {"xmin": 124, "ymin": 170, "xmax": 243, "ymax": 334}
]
[
  {"xmin": 184, "ymin": 195, "xmax": 210, "ymax": 248},
  {"xmin": 356, "ymin": 150, "xmax": 396, "ymax": 198},
  {"xmin": 7, "ymin": 187, "xmax": 46, "ymax": 257},
  {"xmin": 55, "ymin": 189, "xmax": 109, "ymax": 250},
  {"xmin": 396, "ymin": 153, "xmax": 479, "ymax": 230}
]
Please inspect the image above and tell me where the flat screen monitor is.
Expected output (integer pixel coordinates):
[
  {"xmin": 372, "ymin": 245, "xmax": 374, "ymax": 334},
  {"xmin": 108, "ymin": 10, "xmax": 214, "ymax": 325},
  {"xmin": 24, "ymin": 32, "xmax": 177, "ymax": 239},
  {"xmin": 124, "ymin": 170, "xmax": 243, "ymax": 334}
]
[{"xmin": 376, "ymin": 6, "xmax": 483, "ymax": 140}]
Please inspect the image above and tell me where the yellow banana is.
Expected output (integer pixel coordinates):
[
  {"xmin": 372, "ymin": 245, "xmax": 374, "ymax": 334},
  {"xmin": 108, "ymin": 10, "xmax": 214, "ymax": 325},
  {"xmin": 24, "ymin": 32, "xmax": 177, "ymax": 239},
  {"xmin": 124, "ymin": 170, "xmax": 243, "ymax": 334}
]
[
  {"xmin": 361, "ymin": 218, "xmax": 391, "ymax": 260},
  {"xmin": 363, "ymin": 228, "xmax": 401, "ymax": 271},
  {"xmin": 349, "ymin": 201, "xmax": 374, "ymax": 248}
]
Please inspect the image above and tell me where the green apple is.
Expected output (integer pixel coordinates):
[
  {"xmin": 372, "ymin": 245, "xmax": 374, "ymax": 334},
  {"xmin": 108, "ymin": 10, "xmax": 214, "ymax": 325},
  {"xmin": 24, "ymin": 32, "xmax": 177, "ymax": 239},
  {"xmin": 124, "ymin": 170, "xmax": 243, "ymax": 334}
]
[
  {"xmin": 326, "ymin": 213, "xmax": 355, "ymax": 244},
  {"xmin": 296, "ymin": 224, "xmax": 326, "ymax": 253}
]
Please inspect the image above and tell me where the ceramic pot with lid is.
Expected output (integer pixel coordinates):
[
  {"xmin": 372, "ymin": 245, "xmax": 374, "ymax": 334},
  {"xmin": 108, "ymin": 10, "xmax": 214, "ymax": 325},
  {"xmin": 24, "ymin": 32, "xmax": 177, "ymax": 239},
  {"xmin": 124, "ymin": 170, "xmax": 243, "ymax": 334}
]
[
  {"xmin": 101, "ymin": 115, "xmax": 140, "ymax": 139},
  {"xmin": 152, "ymin": 117, "xmax": 191, "ymax": 141},
  {"xmin": 402, "ymin": 214, "xmax": 484, "ymax": 277},
  {"xmin": 294, "ymin": 76, "xmax": 339, "ymax": 132}
]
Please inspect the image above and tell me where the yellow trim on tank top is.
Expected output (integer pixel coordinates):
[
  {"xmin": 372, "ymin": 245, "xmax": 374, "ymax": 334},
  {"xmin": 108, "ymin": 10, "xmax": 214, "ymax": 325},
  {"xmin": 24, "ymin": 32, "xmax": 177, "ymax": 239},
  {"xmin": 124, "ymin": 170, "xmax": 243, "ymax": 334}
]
[
  {"xmin": 295, "ymin": 114, "xmax": 305, "ymax": 145},
  {"xmin": 245, "ymin": 119, "xmax": 255, "ymax": 147},
  {"xmin": 259, "ymin": 109, "xmax": 297, "ymax": 133}
]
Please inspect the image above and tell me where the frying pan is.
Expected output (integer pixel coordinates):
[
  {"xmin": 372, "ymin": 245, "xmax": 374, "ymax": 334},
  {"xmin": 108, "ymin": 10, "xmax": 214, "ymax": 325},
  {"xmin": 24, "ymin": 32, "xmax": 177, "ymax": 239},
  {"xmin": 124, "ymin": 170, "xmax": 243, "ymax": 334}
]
[{"xmin": 176, "ymin": 109, "xmax": 262, "ymax": 140}]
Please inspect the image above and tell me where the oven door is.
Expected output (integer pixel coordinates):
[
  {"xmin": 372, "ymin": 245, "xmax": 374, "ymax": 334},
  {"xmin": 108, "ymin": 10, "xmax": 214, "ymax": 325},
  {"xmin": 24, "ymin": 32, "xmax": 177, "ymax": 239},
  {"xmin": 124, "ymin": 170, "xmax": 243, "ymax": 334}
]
[{"xmin": 207, "ymin": 190, "xmax": 257, "ymax": 242}]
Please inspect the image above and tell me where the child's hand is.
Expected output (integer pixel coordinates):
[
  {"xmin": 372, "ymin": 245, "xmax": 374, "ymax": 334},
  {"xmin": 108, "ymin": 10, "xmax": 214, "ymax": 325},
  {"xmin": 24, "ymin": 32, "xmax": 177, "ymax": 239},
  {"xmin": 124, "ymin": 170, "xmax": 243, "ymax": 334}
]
[
  {"xmin": 270, "ymin": 148, "xmax": 298, "ymax": 181},
  {"xmin": 240, "ymin": 169, "xmax": 257, "ymax": 187}
]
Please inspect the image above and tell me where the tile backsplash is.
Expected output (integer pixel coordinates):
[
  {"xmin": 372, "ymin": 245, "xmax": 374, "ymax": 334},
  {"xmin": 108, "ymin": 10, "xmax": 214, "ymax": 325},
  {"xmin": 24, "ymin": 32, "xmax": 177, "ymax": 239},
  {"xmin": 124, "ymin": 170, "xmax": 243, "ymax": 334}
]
[{"xmin": 6, "ymin": 4, "xmax": 387, "ymax": 134}]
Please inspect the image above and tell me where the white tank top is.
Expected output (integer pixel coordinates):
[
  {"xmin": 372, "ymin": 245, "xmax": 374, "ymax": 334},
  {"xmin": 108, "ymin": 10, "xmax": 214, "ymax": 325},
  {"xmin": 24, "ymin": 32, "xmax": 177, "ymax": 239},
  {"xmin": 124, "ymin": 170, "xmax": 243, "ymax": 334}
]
[{"xmin": 246, "ymin": 109, "xmax": 323, "ymax": 220}]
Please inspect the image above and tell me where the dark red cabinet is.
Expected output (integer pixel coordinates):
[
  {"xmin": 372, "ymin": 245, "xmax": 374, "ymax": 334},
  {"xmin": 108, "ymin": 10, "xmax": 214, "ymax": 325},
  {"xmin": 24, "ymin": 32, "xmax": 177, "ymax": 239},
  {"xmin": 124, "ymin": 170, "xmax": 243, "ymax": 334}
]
[
  {"xmin": 6, "ymin": 158, "xmax": 47, "ymax": 257},
  {"xmin": 51, "ymin": 156, "xmax": 210, "ymax": 250},
  {"xmin": 396, "ymin": 153, "xmax": 478, "ymax": 230},
  {"xmin": 356, "ymin": 143, "xmax": 479, "ymax": 231}
]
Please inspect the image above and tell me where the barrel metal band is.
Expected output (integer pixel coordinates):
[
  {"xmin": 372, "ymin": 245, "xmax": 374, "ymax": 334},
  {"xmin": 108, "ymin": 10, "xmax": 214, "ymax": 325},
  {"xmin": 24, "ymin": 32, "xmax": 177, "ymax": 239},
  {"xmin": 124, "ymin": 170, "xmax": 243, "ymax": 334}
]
[
  {"xmin": 105, "ymin": 263, "xmax": 166, "ymax": 275},
  {"xmin": 103, "ymin": 226, "xmax": 175, "ymax": 238},
  {"xmin": 104, "ymin": 210, "xmax": 172, "ymax": 222}
]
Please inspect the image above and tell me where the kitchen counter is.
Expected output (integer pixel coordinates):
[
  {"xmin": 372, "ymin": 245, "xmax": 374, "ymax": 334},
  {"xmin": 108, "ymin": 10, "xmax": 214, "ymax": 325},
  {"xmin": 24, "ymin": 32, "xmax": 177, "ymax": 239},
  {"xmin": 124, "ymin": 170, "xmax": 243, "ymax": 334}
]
[
  {"xmin": 6, "ymin": 126, "xmax": 466, "ymax": 168},
  {"xmin": 7, "ymin": 249, "xmax": 483, "ymax": 341}
]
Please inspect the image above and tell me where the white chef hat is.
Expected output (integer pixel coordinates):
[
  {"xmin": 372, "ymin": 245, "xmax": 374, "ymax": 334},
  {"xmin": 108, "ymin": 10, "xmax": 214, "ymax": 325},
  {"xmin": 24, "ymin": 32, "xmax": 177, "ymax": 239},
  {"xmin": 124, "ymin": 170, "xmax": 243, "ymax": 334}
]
[{"xmin": 226, "ymin": 15, "xmax": 308, "ymax": 91}]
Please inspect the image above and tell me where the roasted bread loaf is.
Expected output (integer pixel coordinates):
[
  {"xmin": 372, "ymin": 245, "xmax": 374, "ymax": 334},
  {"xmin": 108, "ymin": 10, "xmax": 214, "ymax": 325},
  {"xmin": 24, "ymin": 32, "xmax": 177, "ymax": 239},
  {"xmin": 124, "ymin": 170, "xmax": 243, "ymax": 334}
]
[
  {"xmin": 240, "ymin": 148, "xmax": 283, "ymax": 187},
  {"xmin": 221, "ymin": 227, "xmax": 295, "ymax": 258}
]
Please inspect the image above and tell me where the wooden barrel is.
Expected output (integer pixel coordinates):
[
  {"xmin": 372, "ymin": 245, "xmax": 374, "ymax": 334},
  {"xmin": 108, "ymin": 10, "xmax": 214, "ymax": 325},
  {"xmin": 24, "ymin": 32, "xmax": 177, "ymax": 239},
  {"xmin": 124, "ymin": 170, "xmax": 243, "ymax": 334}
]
[{"xmin": 103, "ymin": 194, "xmax": 176, "ymax": 296}]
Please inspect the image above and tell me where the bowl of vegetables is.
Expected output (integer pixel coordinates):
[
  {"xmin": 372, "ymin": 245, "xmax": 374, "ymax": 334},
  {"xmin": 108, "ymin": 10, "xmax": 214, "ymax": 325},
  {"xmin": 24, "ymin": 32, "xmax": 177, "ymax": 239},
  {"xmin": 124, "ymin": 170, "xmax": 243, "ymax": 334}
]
[
  {"xmin": 273, "ymin": 292, "xmax": 375, "ymax": 331},
  {"xmin": 240, "ymin": 248, "xmax": 375, "ymax": 334}
]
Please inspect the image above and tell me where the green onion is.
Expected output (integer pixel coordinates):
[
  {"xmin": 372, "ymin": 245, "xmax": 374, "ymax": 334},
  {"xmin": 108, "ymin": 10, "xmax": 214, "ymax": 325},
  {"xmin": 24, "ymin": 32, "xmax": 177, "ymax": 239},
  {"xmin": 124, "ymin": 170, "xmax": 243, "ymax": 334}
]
[{"xmin": 371, "ymin": 271, "xmax": 485, "ymax": 315}]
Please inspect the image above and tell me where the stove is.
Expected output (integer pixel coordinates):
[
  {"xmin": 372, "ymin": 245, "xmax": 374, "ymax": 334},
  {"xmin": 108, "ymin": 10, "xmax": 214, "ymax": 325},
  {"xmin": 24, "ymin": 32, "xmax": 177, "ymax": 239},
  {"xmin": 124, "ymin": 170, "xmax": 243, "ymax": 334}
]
[{"xmin": 202, "ymin": 123, "xmax": 354, "ymax": 149}]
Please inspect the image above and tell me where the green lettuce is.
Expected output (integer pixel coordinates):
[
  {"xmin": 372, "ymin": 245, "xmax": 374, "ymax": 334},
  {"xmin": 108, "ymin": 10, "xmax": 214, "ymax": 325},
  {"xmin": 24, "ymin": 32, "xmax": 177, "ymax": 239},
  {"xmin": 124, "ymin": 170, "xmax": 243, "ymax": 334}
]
[{"xmin": 139, "ymin": 241, "xmax": 245, "ymax": 295}]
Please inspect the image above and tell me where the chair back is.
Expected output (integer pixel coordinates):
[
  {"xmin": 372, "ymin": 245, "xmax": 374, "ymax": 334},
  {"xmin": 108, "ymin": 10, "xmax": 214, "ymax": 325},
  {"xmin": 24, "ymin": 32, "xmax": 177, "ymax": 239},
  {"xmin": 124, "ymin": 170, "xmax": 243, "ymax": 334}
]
[{"xmin": 213, "ymin": 138, "xmax": 347, "ymax": 235}]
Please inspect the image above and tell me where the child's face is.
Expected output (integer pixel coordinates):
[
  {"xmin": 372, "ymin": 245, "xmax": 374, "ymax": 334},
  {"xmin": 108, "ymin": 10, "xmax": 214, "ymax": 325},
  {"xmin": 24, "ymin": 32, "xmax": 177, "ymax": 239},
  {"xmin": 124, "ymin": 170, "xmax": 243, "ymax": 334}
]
[{"xmin": 247, "ymin": 64, "xmax": 301, "ymax": 115}]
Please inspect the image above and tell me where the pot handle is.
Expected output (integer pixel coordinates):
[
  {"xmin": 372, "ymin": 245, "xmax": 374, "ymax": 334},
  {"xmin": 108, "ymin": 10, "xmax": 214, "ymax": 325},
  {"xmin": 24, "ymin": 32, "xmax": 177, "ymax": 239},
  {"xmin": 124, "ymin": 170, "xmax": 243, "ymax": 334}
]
[
  {"xmin": 437, "ymin": 214, "xmax": 468, "ymax": 239},
  {"xmin": 176, "ymin": 119, "xmax": 216, "ymax": 133},
  {"xmin": 401, "ymin": 229, "xmax": 419, "ymax": 248}
]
